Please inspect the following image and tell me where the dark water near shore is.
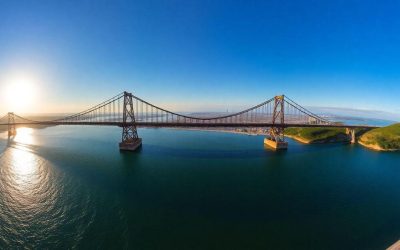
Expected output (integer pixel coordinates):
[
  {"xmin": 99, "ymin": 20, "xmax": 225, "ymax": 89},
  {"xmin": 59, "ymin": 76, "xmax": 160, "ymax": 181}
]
[{"xmin": 0, "ymin": 126, "xmax": 400, "ymax": 249}]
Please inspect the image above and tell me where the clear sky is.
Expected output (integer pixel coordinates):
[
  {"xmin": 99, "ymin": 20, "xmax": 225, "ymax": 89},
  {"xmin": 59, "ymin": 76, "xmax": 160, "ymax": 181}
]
[{"xmin": 0, "ymin": 0, "xmax": 400, "ymax": 118}]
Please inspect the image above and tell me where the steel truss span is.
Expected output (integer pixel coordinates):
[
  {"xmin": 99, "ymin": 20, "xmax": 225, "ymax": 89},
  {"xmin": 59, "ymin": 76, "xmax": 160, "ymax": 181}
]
[{"xmin": 0, "ymin": 91, "xmax": 379, "ymax": 151}]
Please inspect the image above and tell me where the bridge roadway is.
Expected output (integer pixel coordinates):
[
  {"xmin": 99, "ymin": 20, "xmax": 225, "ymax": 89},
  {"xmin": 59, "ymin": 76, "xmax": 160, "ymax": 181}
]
[{"xmin": 0, "ymin": 121, "xmax": 380, "ymax": 129}]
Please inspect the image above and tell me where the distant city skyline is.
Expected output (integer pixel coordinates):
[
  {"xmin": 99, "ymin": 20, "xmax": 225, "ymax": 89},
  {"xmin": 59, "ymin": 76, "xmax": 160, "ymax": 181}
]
[{"xmin": 1, "ymin": 0, "xmax": 400, "ymax": 120}]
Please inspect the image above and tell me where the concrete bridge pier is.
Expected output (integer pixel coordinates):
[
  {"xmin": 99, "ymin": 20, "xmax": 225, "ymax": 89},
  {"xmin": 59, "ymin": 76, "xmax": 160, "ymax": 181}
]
[
  {"xmin": 119, "ymin": 138, "xmax": 142, "ymax": 151},
  {"xmin": 264, "ymin": 136, "xmax": 288, "ymax": 150},
  {"xmin": 346, "ymin": 128, "xmax": 356, "ymax": 144}
]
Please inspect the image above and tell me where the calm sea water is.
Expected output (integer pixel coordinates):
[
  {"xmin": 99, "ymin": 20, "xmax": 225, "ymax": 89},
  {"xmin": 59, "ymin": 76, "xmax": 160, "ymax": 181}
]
[{"xmin": 0, "ymin": 126, "xmax": 400, "ymax": 249}]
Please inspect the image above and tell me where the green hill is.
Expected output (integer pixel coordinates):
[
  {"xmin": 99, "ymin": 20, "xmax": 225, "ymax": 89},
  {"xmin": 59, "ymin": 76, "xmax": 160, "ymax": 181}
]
[
  {"xmin": 285, "ymin": 127, "xmax": 349, "ymax": 144},
  {"xmin": 359, "ymin": 123, "xmax": 400, "ymax": 151}
]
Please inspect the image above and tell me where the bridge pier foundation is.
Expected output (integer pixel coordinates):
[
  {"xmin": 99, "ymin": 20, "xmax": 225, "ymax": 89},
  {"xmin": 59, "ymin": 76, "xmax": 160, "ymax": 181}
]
[
  {"xmin": 264, "ymin": 137, "xmax": 288, "ymax": 149},
  {"xmin": 346, "ymin": 128, "xmax": 356, "ymax": 144},
  {"xmin": 119, "ymin": 138, "xmax": 142, "ymax": 151},
  {"xmin": 119, "ymin": 92, "xmax": 142, "ymax": 152}
]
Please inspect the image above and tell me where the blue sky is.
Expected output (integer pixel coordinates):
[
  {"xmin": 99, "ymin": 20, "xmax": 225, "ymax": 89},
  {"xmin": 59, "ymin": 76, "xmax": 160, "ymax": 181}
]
[{"xmin": 0, "ymin": 0, "xmax": 400, "ymax": 118}]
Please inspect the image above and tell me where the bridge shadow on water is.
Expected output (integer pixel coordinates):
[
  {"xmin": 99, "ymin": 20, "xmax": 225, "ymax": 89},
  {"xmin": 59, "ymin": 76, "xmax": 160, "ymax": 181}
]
[
  {"xmin": 132, "ymin": 144, "xmax": 280, "ymax": 159},
  {"xmin": 0, "ymin": 131, "xmax": 355, "ymax": 163},
  {"xmin": 1, "ymin": 137, "xmax": 44, "ymax": 159},
  {"xmin": 0, "ymin": 134, "xmax": 21, "ymax": 155},
  {"xmin": 128, "ymin": 138, "xmax": 352, "ymax": 160}
]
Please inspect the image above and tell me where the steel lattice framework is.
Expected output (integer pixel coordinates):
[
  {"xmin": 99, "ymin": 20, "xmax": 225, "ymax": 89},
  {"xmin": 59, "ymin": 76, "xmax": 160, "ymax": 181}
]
[
  {"xmin": 7, "ymin": 112, "xmax": 16, "ymax": 137},
  {"xmin": 270, "ymin": 95, "xmax": 285, "ymax": 143},
  {"xmin": 0, "ymin": 91, "xmax": 378, "ymax": 150},
  {"xmin": 120, "ymin": 92, "xmax": 142, "ymax": 151}
]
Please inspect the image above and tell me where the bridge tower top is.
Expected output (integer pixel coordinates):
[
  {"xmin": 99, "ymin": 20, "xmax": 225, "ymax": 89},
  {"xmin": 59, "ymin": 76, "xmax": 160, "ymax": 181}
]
[{"xmin": 123, "ymin": 91, "xmax": 132, "ymax": 97}]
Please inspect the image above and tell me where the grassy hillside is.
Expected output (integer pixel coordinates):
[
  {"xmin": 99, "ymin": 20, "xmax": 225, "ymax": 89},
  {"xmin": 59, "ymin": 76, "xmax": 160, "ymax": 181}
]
[
  {"xmin": 359, "ymin": 123, "xmax": 400, "ymax": 151},
  {"xmin": 285, "ymin": 127, "xmax": 349, "ymax": 143}
]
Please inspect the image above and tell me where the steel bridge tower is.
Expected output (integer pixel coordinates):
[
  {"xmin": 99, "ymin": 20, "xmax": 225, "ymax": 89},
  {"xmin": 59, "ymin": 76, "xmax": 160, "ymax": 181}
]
[
  {"xmin": 264, "ymin": 95, "xmax": 288, "ymax": 150},
  {"xmin": 8, "ymin": 112, "xmax": 16, "ymax": 137},
  {"xmin": 119, "ymin": 92, "xmax": 142, "ymax": 151}
]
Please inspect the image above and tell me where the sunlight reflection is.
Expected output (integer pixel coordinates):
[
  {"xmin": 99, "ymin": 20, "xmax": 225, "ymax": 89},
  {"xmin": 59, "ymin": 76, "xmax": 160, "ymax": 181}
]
[
  {"xmin": 14, "ymin": 127, "xmax": 34, "ymax": 144},
  {"xmin": 9, "ymin": 147, "xmax": 40, "ymax": 191},
  {"xmin": 0, "ymin": 141, "xmax": 61, "ymax": 239},
  {"xmin": 2, "ymin": 127, "xmax": 44, "ymax": 197}
]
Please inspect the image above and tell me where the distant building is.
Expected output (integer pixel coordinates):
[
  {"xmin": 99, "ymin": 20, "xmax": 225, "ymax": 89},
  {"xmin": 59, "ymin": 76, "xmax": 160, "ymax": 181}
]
[{"xmin": 308, "ymin": 117, "xmax": 317, "ymax": 124}]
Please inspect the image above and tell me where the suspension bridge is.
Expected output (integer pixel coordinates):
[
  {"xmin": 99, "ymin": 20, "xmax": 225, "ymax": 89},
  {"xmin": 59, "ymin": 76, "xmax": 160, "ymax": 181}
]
[{"xmin": 0, "ymin": 91, "xmax": 379, "ymax": 150}]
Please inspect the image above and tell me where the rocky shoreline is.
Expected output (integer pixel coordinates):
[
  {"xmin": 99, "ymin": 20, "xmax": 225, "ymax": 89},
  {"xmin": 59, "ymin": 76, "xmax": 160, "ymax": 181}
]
[
  {"xmin": 285, "ymin": 133, "xmax": 350, "ymax": 144},
  {"xmin": 358, "ymin": 139, "xmax": 399, "ymax": 152},
  {"xmin": 286, "ymin": 131, "xmax": 400, "ymax": 152}
]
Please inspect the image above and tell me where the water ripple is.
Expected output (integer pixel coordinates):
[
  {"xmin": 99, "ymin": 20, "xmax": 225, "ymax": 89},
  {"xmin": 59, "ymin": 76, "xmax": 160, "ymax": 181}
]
[{"xmin": 0, "ymin": 140, "xmax": 95, "ymax": 248}]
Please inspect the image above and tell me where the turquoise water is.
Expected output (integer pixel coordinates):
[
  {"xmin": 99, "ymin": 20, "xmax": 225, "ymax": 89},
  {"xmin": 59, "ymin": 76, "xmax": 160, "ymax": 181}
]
[{"xmin": 0, "ymin": 126, "xmax": 400, "ymax": 249}]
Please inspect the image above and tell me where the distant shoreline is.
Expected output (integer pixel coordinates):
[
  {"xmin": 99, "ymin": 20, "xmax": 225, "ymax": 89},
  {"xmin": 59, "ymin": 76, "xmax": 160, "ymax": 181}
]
[
  {"xmin": 165, "ymin": 127, "xmax": 267, "ymax": 136},
  {"xmin": 284, "ymin": 134, "xmax": 311, "ymax": 144}
]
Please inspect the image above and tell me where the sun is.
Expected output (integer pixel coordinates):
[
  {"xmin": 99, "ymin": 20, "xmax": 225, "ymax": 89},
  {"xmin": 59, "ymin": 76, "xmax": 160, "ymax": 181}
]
[{"xmin": 3, "ymin": 75, "xmax": 37, "ymax": 113}]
